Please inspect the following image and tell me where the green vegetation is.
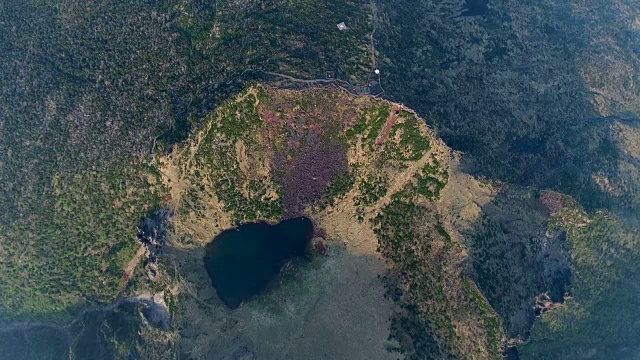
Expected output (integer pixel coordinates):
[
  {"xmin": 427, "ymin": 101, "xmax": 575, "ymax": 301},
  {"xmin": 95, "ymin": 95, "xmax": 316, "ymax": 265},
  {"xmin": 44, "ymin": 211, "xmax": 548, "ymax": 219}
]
[
  {"xmin": 373, "ymin": 199, "xmax": 422, "ymax": 262},
  {"xmin": 212, "ymin": 94, "xmax": 263, "ymax": 141},
  {"xmin": 373, "ymin": 198, "xmax": 503, "ymax": 359},
  {"xmin": 414, "ymin": 161, "xmax": 448, "ymax": 200},
  {"xmin": 346, "ymin": 103, "xmax": 391, "ymax": 143},
  {"xmin": 182, "ymin": 0, "xmax": 372, "ymax": 81},
  {"xmin": 187, "ymin": 91, "xmax": 283, "ymax": 223},
  {"xmin": 462, "ymin": 278, "xmax": 504, "ymax": 355},
  {"xmin": 467, "ymin": 188, "xmax": 557, "ymax": 341},
  {"xmin": 1, "ymin": 1, "xmax": 638, "ymax": 358},
  {"xmin": 383, "ymin": 112, "xmax": 431, "ymax": 161},
  {"xmin": 520, "ymin": 208, "xmax": 640, "ymax": 359},
  {"xmin": 355, "ymin": 174, "xmax": 389, "ymax": 207},
  {"xmin": 0, "ymin": 0, "xmax": 373, "ymax": 319},
  {"xmin": 377, "ymin": 0, "xmax": 639, "ymax": 212},
  {"xmin": 323, "ymin": 171, "xmax": 356, "ymax": 204},
  {"xmin": 0, "ymin": 163, "xmax": 164, "ymax": 320},
  {"xmin": 365, "ymin": 104, "xmax": 392, "ymax": 144}
]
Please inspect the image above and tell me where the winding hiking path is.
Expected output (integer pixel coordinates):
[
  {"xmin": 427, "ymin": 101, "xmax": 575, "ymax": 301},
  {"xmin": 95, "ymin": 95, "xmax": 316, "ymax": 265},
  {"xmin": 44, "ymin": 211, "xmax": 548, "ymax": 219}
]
[{"xmin": 241, "ymin": 69, "xmax": 337, "ymax": 84}]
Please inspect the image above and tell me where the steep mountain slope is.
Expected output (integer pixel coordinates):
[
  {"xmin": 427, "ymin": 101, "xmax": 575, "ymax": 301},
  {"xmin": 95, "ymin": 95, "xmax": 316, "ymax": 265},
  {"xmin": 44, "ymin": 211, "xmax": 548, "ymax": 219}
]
[
  {"xmin": 0, "ymin": 0, "xmax": 638, "ymax": 359},
  {"xmin": 162, "ymin": 85, "xmax": 503, "ymax": 359}
]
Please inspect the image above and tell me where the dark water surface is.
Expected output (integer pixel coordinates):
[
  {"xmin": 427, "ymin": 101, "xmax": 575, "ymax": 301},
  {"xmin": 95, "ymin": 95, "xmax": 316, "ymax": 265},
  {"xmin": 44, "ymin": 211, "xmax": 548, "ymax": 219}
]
[{"xmin": 203, "ymin": 217, "xmax": 314, "ymax": 309}]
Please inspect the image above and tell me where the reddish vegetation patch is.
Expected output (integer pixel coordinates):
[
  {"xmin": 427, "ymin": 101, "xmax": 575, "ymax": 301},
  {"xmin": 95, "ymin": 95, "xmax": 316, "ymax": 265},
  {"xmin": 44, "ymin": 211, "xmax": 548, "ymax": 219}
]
[
  {"xmin": 314, "ymin": 227, "xmax": 327, "ymax": 240},
  {"xmin": 541, "ymin": 191, "xmax": 567, "ymax": 214},
  {"xmin": 376, "ymin": 105, "xmax": 400, "ymax": 146},
  {"xmin": 262, "ymin": 89, "xmax": 352, "ymax": 217},
  {"xmin": 313, "ymin": 240, "xmax": 328, "ymax": 256},
  {"xmin": 260, "ymin": 109, "xmax": 282, "ymax": 138},
  {"xmin": 276, "ymin": 136, "xmax": 348, "ymax": 217},
  {"xmin": 288, "ymin": 139, "xmax": 301, "ymax": 151}
]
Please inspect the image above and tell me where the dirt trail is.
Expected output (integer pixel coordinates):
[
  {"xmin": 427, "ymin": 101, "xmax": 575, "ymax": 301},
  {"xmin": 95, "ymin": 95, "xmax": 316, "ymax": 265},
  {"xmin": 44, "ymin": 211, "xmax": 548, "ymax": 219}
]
[
  {"xmin": 120, "ymin": 244, "xmax": 147, "ymax": 289},
  {"xmin": 370, "ymin": 30, "xmax": 377, "ymax": 71},
  {"xmin": 373, "ymin": 151, "xmax": 433, "ymax": 212},
  {"xmin": 242, "ymin": 69, "xmax": 336, "ymax": 84},
  {"xmin": 375, "ymin": 105, "xmax": 400, "ymax": 146}
]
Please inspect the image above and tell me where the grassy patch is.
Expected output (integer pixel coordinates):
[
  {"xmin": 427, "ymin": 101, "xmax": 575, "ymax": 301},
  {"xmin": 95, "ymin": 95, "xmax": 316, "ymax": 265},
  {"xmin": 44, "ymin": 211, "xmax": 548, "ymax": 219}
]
[
  {"xmin": 373, "ymin": 198, "xmax": 503, "ymax": 359},
  {"xmin": 386, "ymin": 113, "xmax": 431, "ymax": 161},
  {"xmin": 189, "ymin": 90, "xmax": 283, "ymax": 223},
  {"xmin": 414, "ymin": 162, "xmax": 448, "ymax": 200},
  {"xmin": 355, "ymin": 174, "xmax": 389, "ymax": 207},
  {"xmin": 323, "ymin": 171, "xmax": 356, "ymax": 204}
]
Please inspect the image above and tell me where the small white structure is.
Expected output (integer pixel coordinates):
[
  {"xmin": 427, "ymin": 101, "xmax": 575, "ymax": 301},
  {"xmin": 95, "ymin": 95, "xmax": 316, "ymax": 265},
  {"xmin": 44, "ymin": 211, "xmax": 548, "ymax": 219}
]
[
  {"xmin": 337, "ymin": 22, "xmax": 348, "ymax": 31},
  {"xmin": 374, "ymin": 69, "xmax": 380, "ymax": 75}
]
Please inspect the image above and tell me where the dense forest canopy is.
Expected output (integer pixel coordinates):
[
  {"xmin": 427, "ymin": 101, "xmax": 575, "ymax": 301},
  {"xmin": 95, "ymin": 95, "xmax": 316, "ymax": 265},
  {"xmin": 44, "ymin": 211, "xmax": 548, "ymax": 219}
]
[{"xmin": 0, "ymin": 0, "xmax": 639, "ymax": 359}]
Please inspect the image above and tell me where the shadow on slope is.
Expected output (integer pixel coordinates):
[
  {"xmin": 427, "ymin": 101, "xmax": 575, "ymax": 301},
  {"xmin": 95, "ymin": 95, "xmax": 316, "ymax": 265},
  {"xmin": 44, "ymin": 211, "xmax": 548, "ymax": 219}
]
[
  {"xmin": 463, "ymin": 184, "xmax": 640, "ymax": 359},
  {"xmin": 376, "ymin": 0, "xmax": 639, "ymax": 213}
]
